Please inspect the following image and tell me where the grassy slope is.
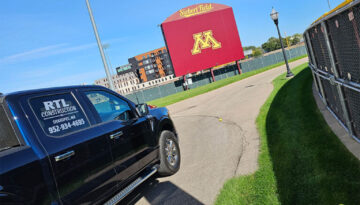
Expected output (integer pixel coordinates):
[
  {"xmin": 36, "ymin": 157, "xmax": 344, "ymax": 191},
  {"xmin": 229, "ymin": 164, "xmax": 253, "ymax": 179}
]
[
  {"xmin": 148, "ymin": 55, "xmax": 307, "ymax": 107},
  {"xmin": 215, "ymin": 64, "xmax": 360, "ymax": 204}
]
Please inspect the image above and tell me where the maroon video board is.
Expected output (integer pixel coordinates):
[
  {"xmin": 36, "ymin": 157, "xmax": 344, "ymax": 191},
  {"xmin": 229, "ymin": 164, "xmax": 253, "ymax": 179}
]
[{"xmin": 161, "ymin": 3, "xmax": 244, "ymax": 77}]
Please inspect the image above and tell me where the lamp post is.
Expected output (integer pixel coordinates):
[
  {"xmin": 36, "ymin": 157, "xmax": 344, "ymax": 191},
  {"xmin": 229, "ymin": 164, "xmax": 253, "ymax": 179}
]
[
  {"xmin": 103, "ymin": 43, "xmax": 115, "ymax": 76},
  {"xmin": 270, "ymin": 8, "xmax": 294, "ymax": 77}
]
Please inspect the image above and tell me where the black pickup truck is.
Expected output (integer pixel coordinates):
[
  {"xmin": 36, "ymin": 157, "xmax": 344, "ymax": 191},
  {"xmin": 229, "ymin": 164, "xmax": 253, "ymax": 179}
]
[{"xmin": 0, "ymin": 85, "xmax": 181, "ymax": 205}]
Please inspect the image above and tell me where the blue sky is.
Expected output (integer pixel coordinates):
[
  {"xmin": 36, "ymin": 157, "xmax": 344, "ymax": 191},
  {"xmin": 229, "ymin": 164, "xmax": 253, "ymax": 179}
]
[{"xmin": 0, "ymin": 0, "xmax": 343, "ymax": 93}]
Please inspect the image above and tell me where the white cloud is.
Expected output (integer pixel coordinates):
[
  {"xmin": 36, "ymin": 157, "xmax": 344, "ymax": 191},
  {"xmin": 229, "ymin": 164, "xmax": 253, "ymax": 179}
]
[
  {"xmin": 0, "ymin": 37, "xmax": 127, "ymax": 65},
  {"xmin": 0, "ymin": 43, "xmax": 68, "ymax": 63}
]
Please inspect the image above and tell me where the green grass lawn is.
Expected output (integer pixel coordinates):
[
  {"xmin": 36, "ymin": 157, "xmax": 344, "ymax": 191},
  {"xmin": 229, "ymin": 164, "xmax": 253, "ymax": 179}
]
[
  {"xmin": 215, "ymin": 64, "xmax": 360, "ymax": 205},
  {"xmin": 148, "ymin": 55, "xmax": 307, "ymax": 107}
]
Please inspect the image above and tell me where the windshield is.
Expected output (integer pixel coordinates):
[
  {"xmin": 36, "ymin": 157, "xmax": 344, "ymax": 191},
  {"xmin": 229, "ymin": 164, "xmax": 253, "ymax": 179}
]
[{"xmin": 0, "ymin": 103, "xmax": 20, "ymax": 151}]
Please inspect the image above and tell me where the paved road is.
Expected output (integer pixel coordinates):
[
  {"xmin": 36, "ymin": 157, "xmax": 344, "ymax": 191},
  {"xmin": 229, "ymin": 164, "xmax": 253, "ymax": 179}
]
[{"xmin": 124, "ymin": 58, "xmax": 308, "ymax": 205}]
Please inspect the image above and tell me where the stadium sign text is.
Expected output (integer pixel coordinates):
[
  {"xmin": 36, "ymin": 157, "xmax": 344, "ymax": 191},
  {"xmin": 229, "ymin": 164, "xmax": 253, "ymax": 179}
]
[{"xmin": 179, "ymin": 3, "xmax": 213, "ymax": 18}]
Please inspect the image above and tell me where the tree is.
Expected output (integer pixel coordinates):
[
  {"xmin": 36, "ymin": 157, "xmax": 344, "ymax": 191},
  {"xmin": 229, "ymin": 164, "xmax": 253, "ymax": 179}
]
[
  {"xmin": 290, "ymin": 33, "xmax": 302, "ymax": 45},
  {"xmin": 261, "ymin": 37, "xmax": 283, "ymax": 52},
  {"xmin": 252, "ymin": 47, "xmax": 263, "ymax": 57},
  {"xmin": 243, "ymin": 46, "xmax": 256, "ymax": 51},
  {"xmin": 260, "ymin": 33, "xmax": 302, "ymax": 53},
  {"xmin": 285, "ymin": 36, "xmax": 292, "ymax": 47}
]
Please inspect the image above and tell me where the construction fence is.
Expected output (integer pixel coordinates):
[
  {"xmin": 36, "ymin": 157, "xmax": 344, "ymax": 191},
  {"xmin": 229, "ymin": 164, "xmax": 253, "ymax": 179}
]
[
  {"xmin": 304, "ymin": 0, "xmax": 360, "ymax": 142},
  {"xmin": 124, "ymin": 44, "xmax": 307, "ymax": 104}
]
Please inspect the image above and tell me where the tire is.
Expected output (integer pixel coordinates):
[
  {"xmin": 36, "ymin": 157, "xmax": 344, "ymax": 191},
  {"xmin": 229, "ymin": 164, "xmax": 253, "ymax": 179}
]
[{"xmin": 157, "ymin": 130, "xmax": 181, "ymax": 177}]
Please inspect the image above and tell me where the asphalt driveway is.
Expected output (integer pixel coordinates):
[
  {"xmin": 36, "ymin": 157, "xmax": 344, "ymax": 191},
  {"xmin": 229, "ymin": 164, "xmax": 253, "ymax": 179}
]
[{"xmin": 123, "ymin": 58, "xmax": 308, "ymax": 205}]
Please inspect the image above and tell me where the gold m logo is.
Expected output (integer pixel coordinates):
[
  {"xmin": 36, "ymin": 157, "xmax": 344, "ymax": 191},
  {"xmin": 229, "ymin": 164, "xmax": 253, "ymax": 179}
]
[{"xmin": 191, "ymin": 30, "xmax": 221, "ymax": 55}]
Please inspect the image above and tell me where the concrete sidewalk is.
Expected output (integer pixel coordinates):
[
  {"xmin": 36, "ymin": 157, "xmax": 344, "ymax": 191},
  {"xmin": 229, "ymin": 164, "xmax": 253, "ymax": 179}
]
[{"xmin": 131, "ymin": 57, "xmax": 309, "ymax": 205}]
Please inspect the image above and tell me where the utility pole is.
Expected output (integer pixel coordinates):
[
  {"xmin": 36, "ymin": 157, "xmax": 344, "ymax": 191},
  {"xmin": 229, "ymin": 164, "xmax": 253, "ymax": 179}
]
[
  {"xmin": 85, "ymin": 0, "xmax": 115, "ymax": 90},
  {"xmin": 327, "ymin": 0, "xmax": 331, "ymax": 10},
  {"xmin": 103, "ymin": 44, "xmax": 115, "ymax": 76},
  {"xmin": 284, "ymin": 32, "xmax": 290, "ymax": 48}
]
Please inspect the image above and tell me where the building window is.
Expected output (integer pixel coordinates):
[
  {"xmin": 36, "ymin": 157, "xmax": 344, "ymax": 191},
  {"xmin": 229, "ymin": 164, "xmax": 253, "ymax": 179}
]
[{"xmin": 146, "ymin": 69, "xmax": 154, "ymax": 75}]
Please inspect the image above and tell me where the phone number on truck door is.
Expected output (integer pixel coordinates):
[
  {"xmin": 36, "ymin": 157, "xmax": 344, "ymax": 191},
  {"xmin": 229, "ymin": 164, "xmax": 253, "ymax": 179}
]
[{"xmin": 48, "ymin": 119, "xmax": 86, "ymax": 134}]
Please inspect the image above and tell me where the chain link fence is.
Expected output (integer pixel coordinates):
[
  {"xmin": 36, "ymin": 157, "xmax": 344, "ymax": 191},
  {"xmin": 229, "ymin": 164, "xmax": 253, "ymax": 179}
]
[
  {"xmin": 124, "ymin": 45, "xmax": 307, "ymax": 104},
  {"xmin": 304, "ymin": 0, "xmax": 360, "ymax": 142}
]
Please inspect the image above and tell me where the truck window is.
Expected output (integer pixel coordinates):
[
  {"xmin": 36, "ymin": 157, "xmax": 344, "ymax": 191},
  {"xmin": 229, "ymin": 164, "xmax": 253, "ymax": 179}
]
[
  {"xmin": 85, "ymin": 91, "xmax": 134, "ymax": 122},
  {"xmin": 0, "ymin": 104, "xmax": 20, "ymax": 151},
  {"xmin": 29, "ymin": 93, "xmax": 90, "ymax": 137}
]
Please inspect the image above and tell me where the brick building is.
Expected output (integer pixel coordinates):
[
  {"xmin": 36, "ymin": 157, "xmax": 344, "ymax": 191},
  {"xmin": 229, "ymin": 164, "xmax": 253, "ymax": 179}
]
[{"xmin": 128, "ymin": 47, "xmax": 174, "ymax": 82}]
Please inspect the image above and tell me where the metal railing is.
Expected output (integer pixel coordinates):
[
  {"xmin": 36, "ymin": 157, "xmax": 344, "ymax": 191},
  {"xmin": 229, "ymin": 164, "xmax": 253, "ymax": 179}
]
[{"xmin": 304, "ymin": 0, "xmax": 360, "ymax": 142}]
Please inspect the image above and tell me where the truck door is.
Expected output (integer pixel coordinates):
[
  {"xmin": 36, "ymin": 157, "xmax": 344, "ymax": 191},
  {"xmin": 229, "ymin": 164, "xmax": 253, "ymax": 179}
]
[
  {"xmin": 24, "ymin": 91, "xmax": 117, "ymax": 204},
  {"xmin": 81, "ymin": 90, "xmax": 154, "ymax": 186}
]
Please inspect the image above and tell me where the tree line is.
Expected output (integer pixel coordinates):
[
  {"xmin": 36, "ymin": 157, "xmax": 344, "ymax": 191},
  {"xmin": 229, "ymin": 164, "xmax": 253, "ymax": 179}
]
[{"xmin": 244, "ymin": 33, "xmax": 302, "ymax": 58}]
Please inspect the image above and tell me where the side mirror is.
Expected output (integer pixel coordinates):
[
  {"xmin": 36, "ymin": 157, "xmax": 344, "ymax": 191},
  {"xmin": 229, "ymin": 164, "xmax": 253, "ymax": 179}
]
[{"xmin": 136, "ymin": 103, "xmax": 149, "ymax": 117}]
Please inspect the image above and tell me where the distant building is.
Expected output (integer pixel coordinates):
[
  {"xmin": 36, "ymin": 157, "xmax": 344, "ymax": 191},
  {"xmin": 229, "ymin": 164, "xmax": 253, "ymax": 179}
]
[
  {"xmin": 243, "ymin": 49, "xmax": 253, "ymax": 58},
  {"xmin": 116, "ymin": 63, "xmax": 134, "ymax": 75},
  {"xmin": 128, "ymin": 47, "xmax": 174, "ymax": 83},
  {"xmin": 136, "ymin": 74, "xmax": 176, "ymax": 90},
  {"xmin": 94, "ymin": 71, "xmax": 140, "ymax": 95},
  {"xmin": 94, "ymin": 47, "xmax": 175, "ymax": 94}
]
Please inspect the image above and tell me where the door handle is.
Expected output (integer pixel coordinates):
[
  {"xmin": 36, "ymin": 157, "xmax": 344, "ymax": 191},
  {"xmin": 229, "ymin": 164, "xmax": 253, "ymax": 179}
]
[
  {"xmin": 110, "ymin": 131, "xmax": 123, "ymax": 140},
  {"xmin": 55, "ymin": 150, "xmax": 75, "ymax": 162}
]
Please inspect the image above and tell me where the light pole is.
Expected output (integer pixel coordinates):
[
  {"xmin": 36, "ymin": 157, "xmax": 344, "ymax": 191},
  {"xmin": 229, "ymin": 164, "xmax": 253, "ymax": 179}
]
[
  {"xmin": 85, "ymin": 0, "xmax": 115, "ymax": 90},
  {"xmin": 270, "ymin": 8, "xmax": 294, "ymax": 77},
  {"xmin": 103, "ymin": 43, "xmax": 115, "ymax": 76}
]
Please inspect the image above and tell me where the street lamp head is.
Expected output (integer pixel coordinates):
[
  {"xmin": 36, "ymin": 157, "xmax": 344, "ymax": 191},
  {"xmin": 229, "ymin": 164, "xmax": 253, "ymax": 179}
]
[
  {"xmin": 270, "ymin": 7, "xmax": 279, "ymax": 24},
  {"xmin": 102, "ymin": 43, "xmax": 110, "ymax": 49}
]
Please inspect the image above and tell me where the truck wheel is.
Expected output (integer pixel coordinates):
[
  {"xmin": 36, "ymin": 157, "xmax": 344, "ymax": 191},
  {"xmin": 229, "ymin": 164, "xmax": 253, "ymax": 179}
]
[{"xmin": 157, "ymin": 130, "xmax": 181, "ymax": 177}]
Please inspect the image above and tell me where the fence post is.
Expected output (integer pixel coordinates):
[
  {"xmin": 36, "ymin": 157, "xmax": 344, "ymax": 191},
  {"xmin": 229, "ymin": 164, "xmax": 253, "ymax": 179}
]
[
  {"xmin": 236, "ymin": 60, "xmax": 242, "ymax": 75},
  {"xmin": 304, "ymin": 32, "xmax": 320, "ymax": 94},
  {"xmin": 141, "ymin": 90, "xmax": 146, "ymax": 103},
  {"xmin": 321, "ymin": 21, "xmax": 354, "ymax": 137},
  {"xmin": 288, "ymin": 48, "xmax": 292, "ymax": 60},
  {"xmin": 305, "ymin": 31, "xmax": 328, "ymax": 105},
  {"xmin": 157, "ymin": 86, "xmax": 162, "ymax": 98},
  {"xmin": 210, "ymin": 68, "xmax": 215, "ymax": 82}
]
